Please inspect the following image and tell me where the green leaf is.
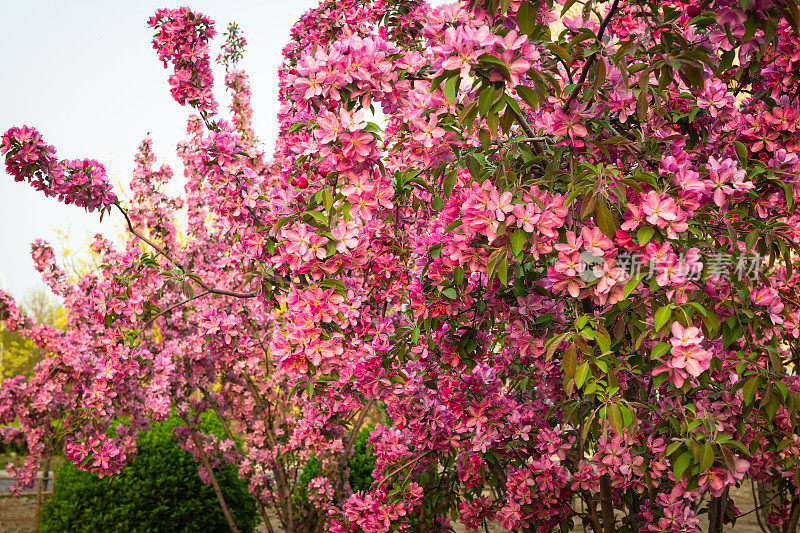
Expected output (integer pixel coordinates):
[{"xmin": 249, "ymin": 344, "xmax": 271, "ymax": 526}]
[
  {"xmin": 465, "ymin": 155, "xmax": 482, "ymax": 180},
  {"xmin": 443, "ymin": 171, "xmax": 456, "ymax": 199},
  {"xmin": 503, "ymin": 94, "xmax": 523, "ymax": 117},
  {"xmin": 561, "ymin": 0, "xmax": 580, "ymax": 16},
  {"xmin": 664, "ymin": 440, "xmax": 683, "ymax": 457},
  {"xmin": 673, "ymin": 451, "xmax": 692, "ymax": 481},
  {"xmin": 443, "ymin": 75, "xmax": 459, "ymax": 104},
  {"xmin": 688, "ymin": 302, "xmax": 709, "ymax": 317},
  {"xmin": 487, "ymin": 250, "xmax": 503, "ymax": 283},
  {"xmin": 765, "ymin": 394, "xmax": 780, "ymax": 422},
  {"xmin": 637, "ymin": 226, "xmax": 655, "ymax": 245},
  {"xmin": 743, "ymin": 376, "xmax": 759, "ymax": 406},
  {"xmin": 595, "ymin": 328, "xmax": 611, "ymax": 354},
  {"xmin": 515, "ymin": 84, "xmax": 539, "ymax": 111},
  {"xmin": 595, "ymin": 202, "xmax": 618, "ymax": 238},
  {"xmin": 745, "ymin": 229, "xmax": 759, "ymax": 251},
  {"xmin": 322, "ymin": 189, "xmax": 334, "ymax": 211},
  {"xmin": 510, "ymin": 229, "xmax": 526, "ymax": 257},
  {"xmin": 486, "ymin": 112, "xmax": 499, "ymax": 136},
  {"xmin": 575, "ymin": 363, "xmax": 589, "ymax": 388},
  {"xmin": 516, "ymin": 1, "xmax": 537, "ymax": 35},
  {"xmin": 581, "ymin": 409, "xmax": 596, "ymax": 442},
  {"xmin": 775, "ymin": 380, "xmax": 789, "ymax": 402},
  {"xmin": 724, "ymin": 440, "xmax": 751, "ymax": 455},
  {"xmin": 700, "ymin": 443, "xmax": 715, "ymax": 471},
  {"xmin": 430, "ymin": 69, "xmax": 457, "ymax": 91},
  {"xmin": 306, "ymin": 210, "xmax": 328, "ymax": 226},
  {"xmin": 563, "ymin": 345, "xmax": 577, "ymax": 378},
  {"xmin": 654, "ymin": 306, "xmax": 671, "ymax": 332},
  {"xmin": 444, "ymin": 219, "xmax": 463, "ymax": 233},
  {"xmin": 273, "ymin": 215, "xmax": 294, "ymax": 233},
  {"xmin": 478, "ymin": 85, "xmax": 496, "ymax": 116},
  {"xmin": 453, "ymin": 266, "xmax": 464, "ymax": 286},
  {"xmin": 547, "ymin": 43, "xmax": 571, "ymax": 63},
  {"xmin": 442, "ymin": 288, "xmax": 458, "ymax": 299},
  {"xmin": 636, "ymin": 89, "xmax": 649, "ymax": 122},
  {"xmin": 651, "ymin": 342, "xmax": 670, "ymax": 359},
  {"xmin": 594, "ymin": 58, "xmax": 607, "ymax": 91},
  {"xmin": 733, "ymin": 140, "xmax": 748, "ymax": 165},
  {"xmin": 608, "ymin": 404, "xmax": 624, "ymax": 434},
  {"xmin": 498, "ymin": 256, "xmax": 509, "ymax": 286},
  {"xmin": 619, "ymin": 403, "xmax": 634, "ymax": 427},
  {"xmin": 623, "ymin": 272, "xmax": 645, "ymax": 299}
]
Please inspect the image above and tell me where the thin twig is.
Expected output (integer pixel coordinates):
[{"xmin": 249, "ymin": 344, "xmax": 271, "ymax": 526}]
[
  {"xmin": 142, "ymin": 290, "xmax": 211, "ymax": 330},
  {"xmin": 746, "ymin": 481, "xmax": 776, "ymax": 533},
  {"xmin": 115, "ymin": 203, "xmax": 258, "ymax": 299},
  {"xmin": 562, "ymin": 0, "xmax": 620, "ymax": 112}
]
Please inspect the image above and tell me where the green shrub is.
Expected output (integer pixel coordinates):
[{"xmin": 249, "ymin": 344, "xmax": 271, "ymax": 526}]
[
  {"xmin": 295, "ymin": 424, "xmax": 376, "ymax": 511},
  {"xmin": 348, "ymin": 424, "xmax": 375, "ymax": 493},
  {"xmin": 40, "ymin": 414, "xmax": 257, "ymax": 533}
]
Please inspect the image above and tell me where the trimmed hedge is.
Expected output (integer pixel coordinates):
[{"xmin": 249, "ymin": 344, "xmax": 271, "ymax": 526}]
[
  {"xmin": 348, "ymin": 424, "xmax": 375, "ymax": 493},
  {"xmin": 40, "ymin": 415, "xmax": 257, "ymax": 533}
]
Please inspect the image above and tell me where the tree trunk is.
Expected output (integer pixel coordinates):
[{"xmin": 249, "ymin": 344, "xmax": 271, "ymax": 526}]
[
  {"xmin": 186, "ymin": 422, "xmax": 241, "ymax": 533},
  {"xmin": 784, "ymin": 497, "xmax": 800, "ymax": 533},
  {"xmin": 708, "ymin": 487, "xmax": 728, "ymax": 533},
  {"xmin": 599, "ymin": 475, "xmax": 615, "ymax": 533}
]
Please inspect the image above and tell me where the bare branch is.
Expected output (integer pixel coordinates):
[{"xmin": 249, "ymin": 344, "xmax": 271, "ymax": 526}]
[{"xmin": 562, "ymin": 0, "xmax": 620, "ymax": 112}]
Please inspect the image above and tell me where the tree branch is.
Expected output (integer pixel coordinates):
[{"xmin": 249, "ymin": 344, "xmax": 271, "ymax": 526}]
[
  {"xmin": 114, "ymin": 203, "xmax": 258, "ymax": 299},
  {"xmin": 783, "ymin": 497, "xmax": 800, "ymax": 533},
  {"xmin": 562, "ymin": 0, "xmax": 620, "ymax": 112},
  {"xmin": 599, "ymin": 474, "xmax": 616, "ymax": 533},
  {"xmin": 709, "ymin": 487, "xmax": 729, "ymax": 533},
  {"xmin": 183, "ymin": 417, "xmax": 241, "ymax": 533},
  {"xmin": 142, "ymin": 290, "xmax": 211, "ymax": 330}
]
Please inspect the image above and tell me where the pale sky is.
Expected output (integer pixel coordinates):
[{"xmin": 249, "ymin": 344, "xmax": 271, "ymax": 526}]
[
  {"xmin": 0, "ymin": 0, "xmax": 451, "ymax": 301},
  {"xmin": 0, "ymin": 0, "xmax": 323, "ymax": 299}
]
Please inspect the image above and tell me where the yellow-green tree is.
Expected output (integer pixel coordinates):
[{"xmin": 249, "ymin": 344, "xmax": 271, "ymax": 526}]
[{"xmin": 0, "ymin": 287, "xmax": 63, "ymax": 379}]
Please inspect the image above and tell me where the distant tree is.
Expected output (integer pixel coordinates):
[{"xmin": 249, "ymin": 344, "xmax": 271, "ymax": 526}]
[{"xmin": 0, "ymin": 287, "xmax": 63, "ymax": 380}]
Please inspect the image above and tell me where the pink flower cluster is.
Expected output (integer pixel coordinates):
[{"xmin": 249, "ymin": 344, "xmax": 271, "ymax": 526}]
[
  {"xmin": 64, "ymin": 435, "xmax": 125, "ymax": 478},
  {"xmin": 653, "ymin": 322, "xmax": 713, "ymax": 388},
  {"xmin": 340, "ymin": 482, "xmax": 423, "ymax": 533},
  {"xmin": 1, "ymin": 126, "xmax": 116, "ymax": 211},
  {"xmin": 148, "ymin": 7, "xmax": 217, "ymax": 114},
  {"xmin": 307, "ymin": 476, "xmax": 334, "ymax": 508},
  {"xmin": 496, "ymin": 459, "xmax": 570, "ymax": 529}
]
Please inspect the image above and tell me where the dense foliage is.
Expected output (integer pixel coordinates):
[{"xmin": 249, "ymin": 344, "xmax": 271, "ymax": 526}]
[
  {"xmin": 3, "ymin": 0, "xmax": 800, "ymax": 532},
  {"xmin": 39, "ymin": 414, "xmax": 257, "ymax": 533}
]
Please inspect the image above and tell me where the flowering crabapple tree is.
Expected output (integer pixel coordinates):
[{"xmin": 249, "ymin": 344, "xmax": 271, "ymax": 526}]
[
  {"xmin": 4, "ymin": 0, "xmax": 800, "ymax": 532},
  {"xmin": 0, "ymin": 16, "xmax": 368, "ymax": 533}
]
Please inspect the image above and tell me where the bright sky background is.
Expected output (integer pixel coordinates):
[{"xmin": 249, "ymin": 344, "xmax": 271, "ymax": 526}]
[
  {"xmin": 0, "ymin": 0, "xmax": 327, "ymax": 299},
  {"xmin": 1, "ymin": 0, "xmax": 452, "ymax": 301}
]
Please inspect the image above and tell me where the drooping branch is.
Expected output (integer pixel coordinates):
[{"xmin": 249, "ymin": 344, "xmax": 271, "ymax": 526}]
[
  {"xmin": 115, "ymin": 203, "xmax": 258, "ymax": 299},
  {"xmin": 142, "ymin": 290, "xmax": 212, "ymax": 329}
]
